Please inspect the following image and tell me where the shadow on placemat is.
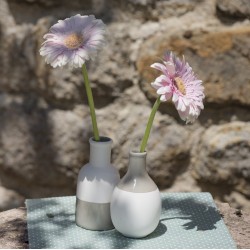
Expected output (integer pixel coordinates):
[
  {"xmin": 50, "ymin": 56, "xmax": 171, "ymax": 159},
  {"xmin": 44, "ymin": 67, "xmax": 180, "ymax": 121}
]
[
  {"xmin": 142, "ymin": 222, "xmax": 167, "ymax": 240},
  {"xmin": 161, "ymin": 196, "xmax": 222, "ymax": 231},
  {"xmin": 81, "ymin": 220, "xmax": 167, "ymax": 249},
  {"xmin": 27, "ymin": 198, "xmax": 75, "ymax": 248}
]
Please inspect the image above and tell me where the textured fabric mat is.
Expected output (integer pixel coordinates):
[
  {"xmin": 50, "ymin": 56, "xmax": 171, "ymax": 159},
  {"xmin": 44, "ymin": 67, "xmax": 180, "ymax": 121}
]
[{"xmin": 26, "ymin": 193, "xmax": 236, "ymax": 249}]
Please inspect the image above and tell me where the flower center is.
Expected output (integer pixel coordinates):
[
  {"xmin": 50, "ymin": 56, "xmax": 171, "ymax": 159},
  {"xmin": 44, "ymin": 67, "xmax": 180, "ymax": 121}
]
[
  {"xmin": 174, "ymin": 77, "xmax": 186, "ymax": 95},
  {"xmin": 64, "ymin": 33, "xmax": 83, "ymax": 49}
]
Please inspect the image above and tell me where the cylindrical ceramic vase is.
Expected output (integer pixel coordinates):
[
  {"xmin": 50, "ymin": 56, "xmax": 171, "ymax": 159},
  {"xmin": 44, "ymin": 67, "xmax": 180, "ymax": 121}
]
[
  {"xmin": 110, "ymin": 151, "xmax": 161, "ymax": 238},
  {"xmin": 76, "ymin": 137, "xmax": 120, "ymax": 230}
]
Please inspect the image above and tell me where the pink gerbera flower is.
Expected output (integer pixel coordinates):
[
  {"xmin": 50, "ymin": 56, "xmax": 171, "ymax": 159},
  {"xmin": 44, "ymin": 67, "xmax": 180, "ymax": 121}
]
[
  {"xmin": 40, "ymin": 14, "xmax": 106, "ymax": 68},
  {"xmin": 151, "ymin": 51, "xmax": 205, "ymax": 123}
]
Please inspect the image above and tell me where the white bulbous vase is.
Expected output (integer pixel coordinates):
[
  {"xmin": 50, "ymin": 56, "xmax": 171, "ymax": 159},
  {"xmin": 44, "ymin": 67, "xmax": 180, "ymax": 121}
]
[
  {"xmin": 75, "ymin": 137, "xmax": 120, "ymax": 231},
  {"xmin": 110, "ymin": 151, "xmax": 161, "ymax": 238}
]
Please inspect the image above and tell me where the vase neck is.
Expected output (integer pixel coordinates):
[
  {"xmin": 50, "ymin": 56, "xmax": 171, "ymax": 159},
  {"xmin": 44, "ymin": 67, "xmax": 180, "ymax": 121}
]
[
  {"xmin": 128, "ymin": 151, "xmax": 147, "ymax": 176},
  {"xmin": 89, "ymin": 137, "xmax": 112, "ymax": 168},
  {"xmin": 117, "ymin": 151, "xmax": 158, "ymax": 193}
]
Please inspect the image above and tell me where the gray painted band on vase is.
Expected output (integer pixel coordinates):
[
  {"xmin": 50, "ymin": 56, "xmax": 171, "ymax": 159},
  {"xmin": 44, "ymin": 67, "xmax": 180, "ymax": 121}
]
[{"xmin": 75, "ymin": 198, "xmax": 114, "ymax": 230}]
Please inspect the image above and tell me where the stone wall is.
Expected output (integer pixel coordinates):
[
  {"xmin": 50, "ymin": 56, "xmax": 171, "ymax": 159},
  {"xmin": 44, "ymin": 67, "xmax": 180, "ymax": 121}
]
[{"xmin": 0, "ymin": 0, "xmax": 249, "ymax": 211}]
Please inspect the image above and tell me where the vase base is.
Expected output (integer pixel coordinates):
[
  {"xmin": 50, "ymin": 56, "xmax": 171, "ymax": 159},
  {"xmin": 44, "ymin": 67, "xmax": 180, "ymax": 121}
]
[
  {"xmin": 75, "ymin": 198, "xmax": 114, "ymax": 231},
  {"xmin": 120, "ymin": 232, "xmax": 150, "ymax": 239}
]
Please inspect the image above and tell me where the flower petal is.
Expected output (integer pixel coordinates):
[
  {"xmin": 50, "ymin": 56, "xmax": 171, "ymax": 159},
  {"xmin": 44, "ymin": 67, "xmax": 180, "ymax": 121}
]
[
  {"xmin": 150, "ymin": 63, "xmax": 167, "ymax": 74},
  {"xmin": 160, "ymin": 95, "xmax": 167, "ymax": 102},
  {"xmin": 157, "ymin": 86, "xmax": 171, "ymax": 95},
  {"xmin": 164, "ymin": 61, "xmax": 175, "ymax": 77},
  {"xmin": 172, "ymin": 92, "xmax": 179, "ymax": 103}
]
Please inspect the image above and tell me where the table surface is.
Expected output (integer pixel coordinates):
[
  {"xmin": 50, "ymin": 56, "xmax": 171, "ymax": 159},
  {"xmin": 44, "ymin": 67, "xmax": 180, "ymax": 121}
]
[
  {"xmin": 25, "ymin": 193, "xmax": 237, "ymax": 249},
  {"xmin": 1, "ymin": 193, "xmax": 250, "ymax": 249}
]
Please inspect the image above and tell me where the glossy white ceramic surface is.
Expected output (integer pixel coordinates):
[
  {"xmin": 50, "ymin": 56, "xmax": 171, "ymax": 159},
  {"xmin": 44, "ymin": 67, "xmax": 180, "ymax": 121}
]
[{"xmin": 111, "ymin": 187, "xmax": 161, "ymax": 238}]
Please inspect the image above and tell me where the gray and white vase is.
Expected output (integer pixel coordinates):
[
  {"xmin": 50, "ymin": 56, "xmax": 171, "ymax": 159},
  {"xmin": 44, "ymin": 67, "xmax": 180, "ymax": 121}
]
[
  {"xmin": 76, "ymin": 137, "xmax": 120, "ymax": 230},
  {"xmin": 110, "ymin": 151, "xmax": 162, "ymax": 238}
]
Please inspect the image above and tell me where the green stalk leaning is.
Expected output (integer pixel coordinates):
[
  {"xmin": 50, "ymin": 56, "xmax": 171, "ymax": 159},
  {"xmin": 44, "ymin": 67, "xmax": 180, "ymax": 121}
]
[
  {"xmin": 140, "ymin": 96, "xmax": 161, "ymax": 152},
  {"xmin": 82, "ymin": 64, "xmax": 100, "ymax": 141}
]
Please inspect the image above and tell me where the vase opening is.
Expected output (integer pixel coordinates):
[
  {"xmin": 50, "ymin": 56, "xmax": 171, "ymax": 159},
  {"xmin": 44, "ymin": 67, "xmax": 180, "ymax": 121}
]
[
  {"xmin": 90, "ymin": 136, "xmax": 111, "ymax": 143},
  {"xmin": 130, "ymin": 150, "xmax": 147, "ymax": 157}
]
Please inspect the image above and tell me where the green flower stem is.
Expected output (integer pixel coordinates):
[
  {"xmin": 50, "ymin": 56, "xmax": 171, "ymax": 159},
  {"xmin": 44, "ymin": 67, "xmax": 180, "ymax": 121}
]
[
  {"xmin": 140, "ymin": 96, "xmax": 161, "ymax": 152},
  {"xmin": 82, "ymin": 64, "xmax": 100, "ymax": 141}
]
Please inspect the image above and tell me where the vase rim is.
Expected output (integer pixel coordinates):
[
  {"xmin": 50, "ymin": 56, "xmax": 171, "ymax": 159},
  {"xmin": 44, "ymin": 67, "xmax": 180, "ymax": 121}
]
[
  {"xmin": 89, "ymin": 136, "xmax": 112, "ymax": 144},
  {"xmin": 129, "ymin": 150, "xmax": 147, "ymax": 157}
]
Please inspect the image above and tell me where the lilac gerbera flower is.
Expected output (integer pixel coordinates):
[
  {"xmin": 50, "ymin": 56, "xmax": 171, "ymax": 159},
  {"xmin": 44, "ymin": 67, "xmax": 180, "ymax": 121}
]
[
  {"xmin": 40, "ymin": 14, "xmax": 106, "ymax": 68},
  {"xmin": 151, "ymin": 51, "xmax": 205, "ymax": 123}
]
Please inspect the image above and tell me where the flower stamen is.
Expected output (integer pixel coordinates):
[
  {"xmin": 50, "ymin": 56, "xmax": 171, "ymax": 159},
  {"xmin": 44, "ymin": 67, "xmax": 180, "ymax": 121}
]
[
  {"xmin": 174, "ymin": 77, "xmax": 186, "ymax": 95},
  {"xmin": 64, "ymin": 33, "xmax": 83, "ymax": 49}
]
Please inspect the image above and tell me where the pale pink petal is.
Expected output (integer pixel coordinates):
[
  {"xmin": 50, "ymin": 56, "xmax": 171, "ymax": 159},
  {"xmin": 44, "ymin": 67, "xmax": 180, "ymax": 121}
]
[
  {"xmin": 156, "ymin": 75, "xmax": 172, "ymax": 85},
  {"xmin": 164, "ymin": 62, "xmax": 175, "ymax": 76},
  {"xmin": 172, "ymin": 92, "xmax": 179, "ymax": 103},
  {"xmin": 160, "ymin": 95, "xmax": 167, "ymax": 101},
  {"xmin": 160, "ymin": 92, "xmax": 172, "ymax": 102},
  {"xmin": 181, "ymin": 97, "xmax": 190, "ymax": 106},
  {"xmin": 178, "ymin": 107, "xmax": 190, "ymax": 122},
  {"xmin": 150, "ymin": 63, "xmax": 167, "ymax": 74},
  {"xmin": 151, "ymin": 82, "xmax": 160, "ymax": 90},
  {"xmin": 157, "ymin": 86, "xmax": 171, "ymax": 95}
]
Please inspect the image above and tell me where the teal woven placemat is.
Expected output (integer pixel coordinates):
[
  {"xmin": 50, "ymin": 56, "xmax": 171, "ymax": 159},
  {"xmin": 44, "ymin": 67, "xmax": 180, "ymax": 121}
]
[{"xmin": 26, "ymin": 193, "xmax": 236, "ymax": 249}]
